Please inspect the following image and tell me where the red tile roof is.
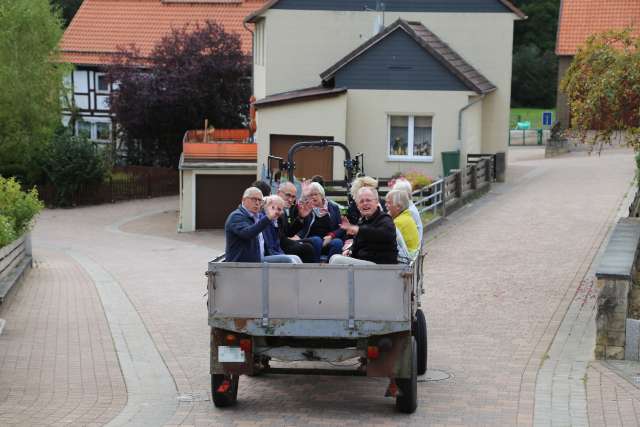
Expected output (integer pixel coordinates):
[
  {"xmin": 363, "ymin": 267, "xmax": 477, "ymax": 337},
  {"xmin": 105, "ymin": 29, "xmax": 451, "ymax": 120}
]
[
  {"xmin": 60, "ymin": 0, "xmax": 266, "ymax": 66},
  {"xmin": 556, "ymin": 0, "xmax": 640, "ymax": 56}
]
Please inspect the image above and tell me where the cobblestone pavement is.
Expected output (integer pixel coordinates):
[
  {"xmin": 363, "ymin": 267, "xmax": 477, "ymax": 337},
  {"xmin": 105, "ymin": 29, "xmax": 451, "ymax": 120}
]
[{"xmin": 0, "ymin": 147, "xmax": 637, "ymax": 426}]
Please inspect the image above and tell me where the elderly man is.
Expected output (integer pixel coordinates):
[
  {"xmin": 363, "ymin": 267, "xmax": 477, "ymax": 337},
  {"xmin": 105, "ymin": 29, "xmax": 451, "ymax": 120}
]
[
  {"xmin": 224, "ymin": 187, "xmax": 292, "ymax": 263},
  {"xmin": 330, "ymin": 187, "xmax": 397, "ymax": 265},
  {"xmin": 276, "ymin": 182, "xmax": 317, "ymax": 262}
]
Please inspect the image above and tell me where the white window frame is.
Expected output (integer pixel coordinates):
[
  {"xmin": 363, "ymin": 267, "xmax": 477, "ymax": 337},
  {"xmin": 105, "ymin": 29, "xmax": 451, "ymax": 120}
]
[
  {"xmin": 387, "ymin": 114, "xmax": 434, "ymax": 162},
  {"xmin": 95, "ymin": 72, "xmax": 110, "ymax": 94},
  {"xmin": 75, "ymin": 118, "xmax": 112, "ymax": 143}
]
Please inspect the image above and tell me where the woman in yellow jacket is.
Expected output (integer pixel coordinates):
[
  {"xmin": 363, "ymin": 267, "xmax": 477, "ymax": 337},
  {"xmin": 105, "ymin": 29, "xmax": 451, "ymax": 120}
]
[{"xmin": 385, "ymin": 189, "xmax": 420, "ymax": 262}]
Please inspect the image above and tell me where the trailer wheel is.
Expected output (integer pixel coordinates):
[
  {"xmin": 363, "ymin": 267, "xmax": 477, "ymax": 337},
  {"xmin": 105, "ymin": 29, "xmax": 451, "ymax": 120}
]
[
  {"xmin": 414, "ymin": 309, "xmax": 428, "ymax": 375},
  {"xmin": 395, "ymin": 338, "xmax": 418, "ymax": 414},
  {"xmin": 211, "ymin": 374, "xmax": 239, "ymax": 407}
]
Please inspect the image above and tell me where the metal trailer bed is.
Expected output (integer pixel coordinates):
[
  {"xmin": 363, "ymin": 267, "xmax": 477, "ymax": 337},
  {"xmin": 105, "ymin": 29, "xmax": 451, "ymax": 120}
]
[{"xmin": 206, "ymin": 252, "xmax": 427, "ymax": 413}]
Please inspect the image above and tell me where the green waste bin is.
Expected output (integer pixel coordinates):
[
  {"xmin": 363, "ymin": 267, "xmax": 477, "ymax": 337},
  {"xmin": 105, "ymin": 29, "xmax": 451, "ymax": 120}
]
[{"xmin": 441, "ymin": 150, "xmax": 460, "ymax": 177}]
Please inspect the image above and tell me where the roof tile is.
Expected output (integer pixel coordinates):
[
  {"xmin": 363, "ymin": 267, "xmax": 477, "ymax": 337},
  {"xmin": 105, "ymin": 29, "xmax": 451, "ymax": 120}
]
[
  {"xmin": 60, "ymin": 0, "xmax": 267, "ymax": 65},
  {"xmin": 556, "ymin": 0, "xmax": 640, "ymax": 55}
]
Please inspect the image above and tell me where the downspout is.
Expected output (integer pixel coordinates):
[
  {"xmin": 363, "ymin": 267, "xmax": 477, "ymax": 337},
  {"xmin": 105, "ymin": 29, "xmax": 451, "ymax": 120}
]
[{"xmin": 458, "ymin": 94, "xmax": 485, "ymax": 141}]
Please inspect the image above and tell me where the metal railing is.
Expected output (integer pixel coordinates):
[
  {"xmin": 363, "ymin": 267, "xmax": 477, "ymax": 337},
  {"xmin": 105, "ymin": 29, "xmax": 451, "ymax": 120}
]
[{"xmin": 413, "ymin": 178, "xmax": 444, "ymax": 215}]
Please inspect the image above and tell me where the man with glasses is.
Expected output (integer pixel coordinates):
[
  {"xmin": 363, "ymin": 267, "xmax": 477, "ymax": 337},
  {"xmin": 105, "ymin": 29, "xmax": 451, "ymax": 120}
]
[
  {"xmin": 224, "ymin": 186, "xmax": 291, "ymax": 263},
  {"xmin": 276, "ymin": 182, "xmax": 317, "ymax": 262}
]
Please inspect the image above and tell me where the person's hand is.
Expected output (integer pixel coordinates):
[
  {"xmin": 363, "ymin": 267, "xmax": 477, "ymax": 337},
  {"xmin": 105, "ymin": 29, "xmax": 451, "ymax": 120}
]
[
  {"xmin": 298, "ymin": 201, "xmax": 312, "ymax": 218},
  {"xmin": 265, "ymin": 204, "xmax": 279, "ymax": 220},
  {"xmin": 289, "ymin": 235, "xmax": 300, "ymax": 241},
  {"xmin": 339, "ymin": 217, "xmax": 359, "ymax": 236},
  {"xmin": 322, "ymin": 235, "xmax": 332, "ymax": 248}
]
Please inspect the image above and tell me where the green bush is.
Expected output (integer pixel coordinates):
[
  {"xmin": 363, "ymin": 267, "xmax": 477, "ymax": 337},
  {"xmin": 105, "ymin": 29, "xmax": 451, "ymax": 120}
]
[
  {"xmin": 36, "ymin": 127, "xmax": 108, "ymax": 206},
  {"xmin": 0, "ymin": 176, "xmax": 43, "ymax": 246}
]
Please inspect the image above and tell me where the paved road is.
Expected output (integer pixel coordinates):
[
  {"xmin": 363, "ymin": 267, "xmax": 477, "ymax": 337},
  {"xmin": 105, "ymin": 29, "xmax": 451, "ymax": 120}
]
[{"xmin": 0, "ymin": 147, "xmax": 637, "ymax": 426}]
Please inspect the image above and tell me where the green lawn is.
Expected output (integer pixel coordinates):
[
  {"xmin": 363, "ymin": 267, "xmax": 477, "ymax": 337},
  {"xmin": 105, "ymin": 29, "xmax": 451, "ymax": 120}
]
[{"xmin": 510, "ymin": 107, "xmax": 556, "ymax": 129}]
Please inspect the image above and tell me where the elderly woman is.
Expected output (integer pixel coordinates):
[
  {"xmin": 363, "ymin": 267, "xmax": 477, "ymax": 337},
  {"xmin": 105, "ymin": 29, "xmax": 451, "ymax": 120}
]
[
  {"xmin": 260, "ymin": 195, "xmax": 303, "ymax": 263},
  {"xmin": 392, "ymin": 178, "xmax": 423, "ymax": 239},
  {"xmin": 385, "ymin": 189, "xmax": 420, "ymax": 263},
  {"xmin": 346, "ymin": 176, "xmax": 386, "ymax": 224},
  {"xmin": 330, "ymin": 187, "xmax": 397, "ymax": 265},
  {"xmin": 294, "ymin": 182, "xmax": 343, "ymax": 260}
]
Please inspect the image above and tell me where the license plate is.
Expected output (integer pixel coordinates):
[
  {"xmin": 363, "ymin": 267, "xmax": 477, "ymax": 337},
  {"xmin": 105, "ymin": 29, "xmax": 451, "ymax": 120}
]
[{"xmin": 218, "ymin": 346, "xmax": 245, "ymax": 363}]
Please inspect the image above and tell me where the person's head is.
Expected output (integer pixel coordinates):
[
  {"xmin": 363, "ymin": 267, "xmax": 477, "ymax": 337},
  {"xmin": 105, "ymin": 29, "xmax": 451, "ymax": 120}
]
[
  {"xmin": 385, "ymin": 189, "xmax": 410, "ymax": 218},
  {"xmin": 241, "ymin": 187, "xmax": 264, "ymax": 214},
  {"xmin": 305, "ymin": 181, "xmax": 325, "ymax": 208},
  {"xmin": 263, "ymin": 195, "xmax": 285, "ymax": 219},
  {"xmin": 310, "ymin": 175, "xmax": 325, "ymax": 188},
  {"xmin": 251, "ymin": 180, "xmax": 271, "ymax": 197},
  {"xmin": 350, "ymin": 176, "xmax": 378, "ymax": 200},
  {"xmin": 392, "ymin": 178, "xmax": 413, "ymax": 197},
  {"xmin": 277, "ymin": 182, "xmax": 297, "ymax": 208},
  {"xmin": 356, "ymin": 187, "xmax": 379, "ymax": 218}
]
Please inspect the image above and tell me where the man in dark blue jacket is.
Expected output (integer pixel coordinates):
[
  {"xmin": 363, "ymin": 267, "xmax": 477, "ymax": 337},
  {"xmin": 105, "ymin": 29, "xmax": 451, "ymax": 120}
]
[{"xmin": 224, "ymin": 187, "xmax": 282, "ymax": 262}]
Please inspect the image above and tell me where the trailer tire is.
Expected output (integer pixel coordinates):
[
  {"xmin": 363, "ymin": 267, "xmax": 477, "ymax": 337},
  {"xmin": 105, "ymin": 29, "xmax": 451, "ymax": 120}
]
[
  {"xmin": 211, "ymin": 374, "xmax": 239, "ymax": 407},
  {"xmin": 395, "ymin": 338, "xmax": 418, "ymax": 414},
  {"xmin": 414, "ymin": 309, "xmax": 428, "ymax": 376}
]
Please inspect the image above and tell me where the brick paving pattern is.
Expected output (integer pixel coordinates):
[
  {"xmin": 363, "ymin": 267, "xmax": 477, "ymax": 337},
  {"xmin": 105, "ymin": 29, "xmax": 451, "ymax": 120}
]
[
  {"xmin": 587, "ymin": 361, "xmax": 640, "ymax": 426},
  {"xmin": 0, "ymin": 147, "xmax": 637, "ymax": 426},
  {"xmin": 0, "ymin": 250, "xmax": 126, "ymax": 426}
]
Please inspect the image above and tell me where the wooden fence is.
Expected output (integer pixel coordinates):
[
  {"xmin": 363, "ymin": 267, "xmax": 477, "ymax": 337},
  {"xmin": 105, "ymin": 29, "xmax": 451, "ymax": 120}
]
[
  {"xmin": 37, "ymin": 166, "xmax": 179, "ymax": 207},
  {"xmin": 0, "ymin": 234, "xmax": 31, "ymax": 304}
]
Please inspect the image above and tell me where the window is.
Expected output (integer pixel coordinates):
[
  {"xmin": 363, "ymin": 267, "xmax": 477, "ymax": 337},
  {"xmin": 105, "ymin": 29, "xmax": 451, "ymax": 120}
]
[
  {"xmin": 388, "ymin": 115, "xmax": 433, "ymax": 160},
  {"xmin": 96, "ymin": 73, "xmax": 109, "ymax": 93},
  {"xmin": 96, "ymin": 122, "xmax": 111, "ymax": 141},
  {"xmin": 76, "ymin": 121, "xmax": 91, "ymax": 139}
]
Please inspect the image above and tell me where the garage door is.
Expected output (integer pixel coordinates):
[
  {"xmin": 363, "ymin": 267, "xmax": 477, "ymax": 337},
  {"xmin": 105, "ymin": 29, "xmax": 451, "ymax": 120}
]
[
  {"xmin": 270, "ymin": 134, "xmax": 333, "ymax": 181},
  {"xmin": 196, "ymin": 174, "xmax": 256, "ymax": 229}
]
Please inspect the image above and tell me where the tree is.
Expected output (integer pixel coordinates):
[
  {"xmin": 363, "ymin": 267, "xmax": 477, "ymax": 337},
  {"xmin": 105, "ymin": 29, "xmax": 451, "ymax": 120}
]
[
  {"xmin": 560, "ymin": 29, "xmax": 640, "ymax": 151},
  {"xmin": 0, "ymin": 0, "xmax": 67, "ymax": 183},
  {"xmin": 49, "ymin": 0, "xmax": 82, "ymax": 27},
  {"xmin": 107, "ymin": 21, "xmax": 251, "ymax": 167},
  {"xmin": 510, "ymin": 0, "xmax": 561, "ymax": 108}
]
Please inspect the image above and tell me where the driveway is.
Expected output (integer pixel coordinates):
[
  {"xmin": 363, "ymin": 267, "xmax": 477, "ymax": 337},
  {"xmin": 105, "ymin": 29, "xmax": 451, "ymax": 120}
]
[{"xmin": 0, "ymin": 146, "xmax": 637, "ymax": 426}]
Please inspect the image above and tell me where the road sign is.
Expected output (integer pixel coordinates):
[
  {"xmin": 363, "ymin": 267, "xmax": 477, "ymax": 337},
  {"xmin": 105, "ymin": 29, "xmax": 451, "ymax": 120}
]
[{"xmin": 542, "ymin": 111, "xmax": 553, "ymax": 127}]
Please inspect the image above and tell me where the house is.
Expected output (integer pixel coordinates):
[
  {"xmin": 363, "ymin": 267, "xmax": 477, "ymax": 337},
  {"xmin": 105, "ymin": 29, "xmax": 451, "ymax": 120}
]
[
  {"xmin": 58, "ymin": 0, "xmax": 266, "ymax": 144},
  {"xmin": 556, "ymin": 0, "xmax": 640, "ymax": 128},
  {"xmin": 245, "ymin": 0, "xmax": 525, "ymax": 181},
  {"xmin": 179, "ymin": 129, "xmax": 257, "ymax": 231}
]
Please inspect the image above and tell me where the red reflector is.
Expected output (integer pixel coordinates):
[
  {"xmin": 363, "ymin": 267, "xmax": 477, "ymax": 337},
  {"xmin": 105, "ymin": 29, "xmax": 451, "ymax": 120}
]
[
  {"xmin": 239, "ymin": 339, "xmax": 252, "ymax": 353},
  {"xmin": 367, "ymin": 346, "xmax": 380, "ymax": 359},
  {"xmin": 225, "ymin": 334, "xmax": 237, "ymax": 344},
  {"xmin": 217, "ymin": 380, "xmax": 230, "ymax": 393}
]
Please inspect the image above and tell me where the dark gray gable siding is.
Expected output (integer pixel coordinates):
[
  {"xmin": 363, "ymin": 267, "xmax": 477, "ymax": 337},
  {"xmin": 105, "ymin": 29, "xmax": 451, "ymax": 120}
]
[
  {"xmin": 333, "ymin": 30, "xmax": 470, "ymax": 91},
  {"xmin": 272, "ymin": 0, "xmax": 511, "ymax": 13}
]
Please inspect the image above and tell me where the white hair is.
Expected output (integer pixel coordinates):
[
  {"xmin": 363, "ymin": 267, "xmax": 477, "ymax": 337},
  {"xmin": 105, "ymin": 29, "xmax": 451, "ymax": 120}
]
[
  {"xmin": 242, "ymin": 187, "xmax": 263, "ymax": 199},
  {"xmin": 386, "ymin": 189, "xmax": 410, "ymax": 211},
  {"xmin": 356, "ymin": 186, "xmax": 378, "ymax": 202},
  {"xmin": 264, "ymin": 195, "xmax": 285, "ymax": 207},
  {"xmin": 306, "ymin": 181, "xmax": 325, "ymax": 198},
  {"xmin": 350, "ymin": 176, "xmax": 378, "ymax": 199},
  {"xmin": 278, "ymin": 181, "xmax": 296, "ymax": 192},
  {"xmin": 393, "ymin": 178, "xmax": 413, "ymax": 195}
]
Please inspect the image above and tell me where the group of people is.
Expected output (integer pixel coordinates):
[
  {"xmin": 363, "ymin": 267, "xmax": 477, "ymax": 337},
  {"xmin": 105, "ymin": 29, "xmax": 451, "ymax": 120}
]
[{"xmin": 223, "ymin": 175, "xmax": 423, "ymax": 266}]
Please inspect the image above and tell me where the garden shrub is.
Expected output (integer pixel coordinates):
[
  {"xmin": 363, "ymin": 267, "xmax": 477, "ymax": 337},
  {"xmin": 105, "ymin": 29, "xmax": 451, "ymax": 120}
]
[
  {"xmin": 37, "ymin": 127, "xmax": 108, "ymax": 206},
  {"xmin": 0, "ymin": 176, "xmax": 43, "ymax": 246}
]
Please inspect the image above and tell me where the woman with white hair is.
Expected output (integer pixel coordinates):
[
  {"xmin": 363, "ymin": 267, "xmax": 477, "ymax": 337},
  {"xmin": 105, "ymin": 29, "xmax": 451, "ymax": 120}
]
[
  {"xmin": 294, "ymin": 182, "xmax": 344, "ymax": 260},
  {"xmin": 385, "ymin": 189, "xmax": 420, "ymax": 262},
  {"xmin": 392, "ymin": 178, "xmax": 423, "ymax": 240},
  {"xmin": 260, "ymin": 195, "xmax": 303, "ymax": 263}
]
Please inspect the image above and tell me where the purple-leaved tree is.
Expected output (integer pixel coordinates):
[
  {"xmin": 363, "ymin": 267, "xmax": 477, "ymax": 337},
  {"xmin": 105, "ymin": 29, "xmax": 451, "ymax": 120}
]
[{"xmin": 107, "ymin": 21, "xmax": 251, "ymax": 167}]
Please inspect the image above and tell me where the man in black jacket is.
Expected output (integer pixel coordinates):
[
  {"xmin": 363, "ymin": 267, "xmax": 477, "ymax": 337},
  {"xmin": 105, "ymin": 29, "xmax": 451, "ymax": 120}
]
[{"xmin": 329, "ymin": 187, "xmax": 398, "ymax": 265}]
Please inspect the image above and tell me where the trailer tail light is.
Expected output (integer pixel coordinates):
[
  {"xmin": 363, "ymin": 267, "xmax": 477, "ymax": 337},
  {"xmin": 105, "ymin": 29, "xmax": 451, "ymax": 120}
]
[
  {"xmin": 225, "ymin": 334, "xmax": 237, "ymax": 344},
  {"xmin": 367, "ymin": 346, "xmax": 380, "ymax": 359},
  {"xmin": 239, "ymin": 339, "xmax": 252, "ymax": 353},
  {"xmin": 217, "ymin": 379, "xmax": 231, "ymax": 393}
]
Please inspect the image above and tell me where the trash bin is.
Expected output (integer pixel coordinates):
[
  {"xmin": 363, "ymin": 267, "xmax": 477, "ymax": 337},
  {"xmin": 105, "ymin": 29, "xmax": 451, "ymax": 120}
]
[{"xmin": 441, "ymin": 150, "xmax": 460, "ymax": 177}]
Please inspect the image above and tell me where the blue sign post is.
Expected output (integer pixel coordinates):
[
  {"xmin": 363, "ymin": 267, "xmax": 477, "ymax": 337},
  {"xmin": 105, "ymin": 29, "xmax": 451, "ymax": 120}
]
[{"xmin": 542, "ymin": 111, "xmax": 553, "ymax": 127}]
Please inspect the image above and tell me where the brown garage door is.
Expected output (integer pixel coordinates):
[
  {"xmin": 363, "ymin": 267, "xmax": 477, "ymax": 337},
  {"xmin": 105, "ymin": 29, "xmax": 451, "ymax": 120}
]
[
  {"xmin": 196, "ymin": 174, "xmax": 256, "ymax": 229},
  {"xmin": 270, "ymin": 134, "xmax": 333, "ymax": 180}
]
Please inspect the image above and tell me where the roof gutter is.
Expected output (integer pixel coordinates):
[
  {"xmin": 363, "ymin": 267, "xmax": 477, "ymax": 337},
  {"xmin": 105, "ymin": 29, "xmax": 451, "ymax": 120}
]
[{"xmin": 458, "ymin": 94, "xmax": 485, "ymax": 141}]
